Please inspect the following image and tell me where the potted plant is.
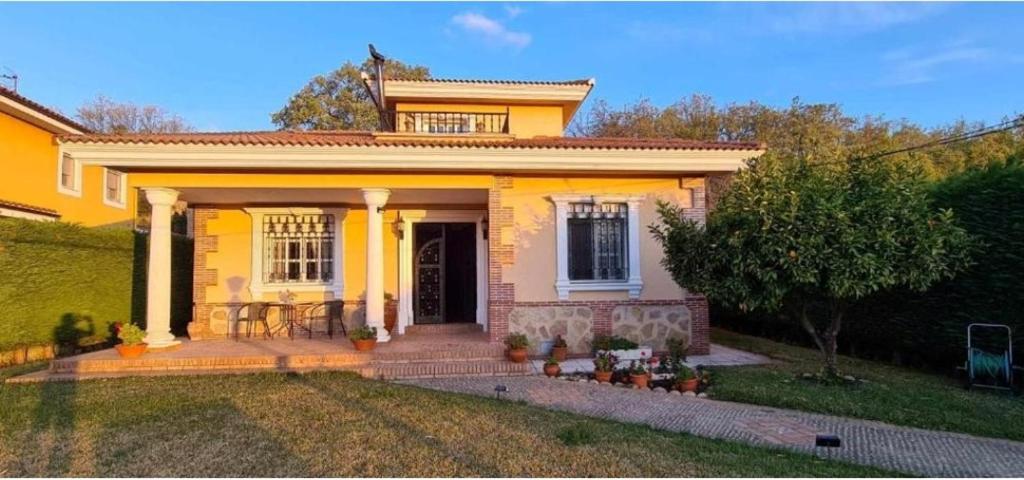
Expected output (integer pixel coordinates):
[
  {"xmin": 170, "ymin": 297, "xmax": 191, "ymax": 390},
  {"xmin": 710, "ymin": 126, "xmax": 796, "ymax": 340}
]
[
  {"xmin": 504, "ymin": 333, "xmax": 530, "ymax": 363},
  {"xmin": 592, "ymin": 350, "xmax": 617, "ymax": 383},
  {"xmin": 550, "ymin": 335, "xmax": 568, "ymax": 361},
  {"xmin": 543, "ymin": 357, "xmax": 561, "ymax": 377},
  {"xmin": 349, "ymin": 325, "xmax": 378, "ymax": 352},
  {"xmin": 114, "ymin": 323, "xmax": 148, "ymax": 358},
  {"xmin": 629, "ymin": 359, "xmax": 651, "ymax": 389},
  {"xmin": 675, "ymin": 365, "xmax": 699, "ymax": 393},
  {"xmin": 383, "ymin": 293, "xmax": 397, "ymax": 334}
]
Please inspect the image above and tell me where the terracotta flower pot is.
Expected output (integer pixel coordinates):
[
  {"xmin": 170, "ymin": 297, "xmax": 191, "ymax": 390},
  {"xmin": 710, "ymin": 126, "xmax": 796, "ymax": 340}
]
[
  {"xmin": 384, "ymin": 309, "xmax": 397, "ymax": 334},
  {"xmin": 676, "ymin": 378, "xmax": 699, "ymax": 393},
  {"xmin": 352, "ymin": 338, "xmax": 377, "ymax": 352},
  {"xmin": 631, "ymin": 373, "xmax": 650, "ymax": 389},
  {"xmin": 551, "ymin": 345, "xmax": 568, "ymax": 362},
  {"xmin": 594, "ymin": 370, "xmax": 613, "ymax": 383},
  {"xmin": 543, "ymin": 364, "xmax": 561, "ymax": 377},
  {"xmin": 507, "ymin": 348, "xmax": 528, "ymax": 363},
  {"xmin": 115, "ymin": 343, "xmax": 148, "ymax": 359}
]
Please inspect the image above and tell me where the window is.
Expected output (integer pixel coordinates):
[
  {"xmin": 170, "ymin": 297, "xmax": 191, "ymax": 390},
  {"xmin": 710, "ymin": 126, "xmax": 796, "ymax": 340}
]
[
  {"xmin": 551, "ymin": 195, "xmax": 644, "ymax": 299},
  {"xmin": 57, "ymin": 153, "xmax": 80, "ymax": 196},
  {"xmin": 262, "ymin": 213, "xmax": 335, "ymax": 284},
  {"xmin": 568, "ymin": 203, "xmax": 627, "ymax": 281},
  {"xmin": 103, "ymin": 169, "xmax": 126, "ymax": 207}
]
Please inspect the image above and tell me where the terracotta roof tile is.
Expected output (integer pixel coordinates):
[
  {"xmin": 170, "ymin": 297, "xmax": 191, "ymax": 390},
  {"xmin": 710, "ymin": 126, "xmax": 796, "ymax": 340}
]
[
  {"xmin": 0, "ymin": 199, "xmax": 60, "ymax": 217},
  {"xmin": 0, "ymin": 87, "xmax": 90, "ymax": 133},
  {"xmin": 58, "ymin": 131, "xmax": 762, "ymax": 151},
  {"xmin": 385, "ymin": 78, "xmax": 594, "ymax": 86}
]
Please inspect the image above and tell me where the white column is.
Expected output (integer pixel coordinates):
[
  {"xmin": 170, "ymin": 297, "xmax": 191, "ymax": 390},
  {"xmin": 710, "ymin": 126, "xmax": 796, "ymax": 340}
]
[
  {"xmin": 551, "ymin": 198, "xmax": 571, "ymax": 300},
  {"xmin": 397, "ymin": 215, "xmax": 414, "ymax": 335},
  {"xmin": 625, "ymin": 197, "xmax": 644, "ymax": 299},
  {"xmin": 363, "ymin": 188, "xmax": 391, "ymax": 342},
  {"xmin": 144, "ymin": 188, "xmax": 181, "ymax": 349}
]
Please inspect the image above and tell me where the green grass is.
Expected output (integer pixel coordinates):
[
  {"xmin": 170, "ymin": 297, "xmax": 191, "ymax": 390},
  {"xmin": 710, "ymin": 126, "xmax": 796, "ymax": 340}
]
[
  {"xmin": 709, "ymin": 328, "xmax": 1024, "ymax": 441},
  {"xmin": 0, "ymin": 370, "xmax": 895, "ymax": 477}
]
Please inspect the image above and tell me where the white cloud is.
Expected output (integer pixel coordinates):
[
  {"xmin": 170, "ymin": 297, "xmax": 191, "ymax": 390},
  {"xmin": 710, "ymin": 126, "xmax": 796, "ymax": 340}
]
[
  {"xmin": 766, "ymin": 3, "xmax": 943, "ymax": 34},
  {"xmin": 880, "ymin": 42, "xmax": 999, "ymax": 86},
  {"xmin": 503, "ymin": 5, "xmax": 524, "ymax": 19},
  {"xmin": 451, "ymin": 12, "xmax": 532, "ymax": 50}
]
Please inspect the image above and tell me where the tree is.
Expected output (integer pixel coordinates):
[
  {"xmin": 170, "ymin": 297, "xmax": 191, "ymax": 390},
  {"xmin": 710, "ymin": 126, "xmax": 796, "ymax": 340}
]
[
  {"xmin": 651, "ymin": 157, "xmax": 975, "ymax": 376},
  {"xmin": 272, "ymin": 57, "xmax": 430, "ymax": 131},
  {"xmin": 76, "ymin": 95, "xmax": 192, "ymax": 133},
  {"xmin": 573, "ymin": 95, "xmax": 1023, "ymax": 179}
]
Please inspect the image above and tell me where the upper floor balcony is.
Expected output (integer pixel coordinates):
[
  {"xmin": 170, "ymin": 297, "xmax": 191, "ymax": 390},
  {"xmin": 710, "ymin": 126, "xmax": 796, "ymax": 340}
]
[{"xmin": 387, "ymin": 109, "xmax": 509, "ymax": 135}]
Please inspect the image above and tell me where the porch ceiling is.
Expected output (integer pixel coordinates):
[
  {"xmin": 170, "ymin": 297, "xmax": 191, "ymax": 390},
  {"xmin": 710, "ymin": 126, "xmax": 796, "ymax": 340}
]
[{"xmin": 176, "ymin": 187, "xmax": 488, "ymax": 206}]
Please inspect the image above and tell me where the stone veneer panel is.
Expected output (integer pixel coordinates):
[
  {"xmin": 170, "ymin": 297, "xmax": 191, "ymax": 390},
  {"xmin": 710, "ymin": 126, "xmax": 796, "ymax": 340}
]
[
  {"xmin": 611, "ymin": 304, "xmax": 692, "ymax": 352},
  {"xmin": 509, "ymin": 306, "xmax": 594, "ymax": 354}
]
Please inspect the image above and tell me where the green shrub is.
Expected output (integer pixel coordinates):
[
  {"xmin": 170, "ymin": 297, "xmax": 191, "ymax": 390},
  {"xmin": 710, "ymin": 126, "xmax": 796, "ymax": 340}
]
[
  {"xmin": 591, "ymin": 334, "xmax": 638, "ymax": 351},
  {"xmin": 117, "ymin": 323, "xmax": 146, "ymax": 345},
  {"xmin": 348, "ymin": 325, "xmax": 377, "ymax": 341},
  {"xmin": 503, "ymin": 333, "xmax": 529, "ymax": 350},
  {"xmin": 0, "ymin": 218, "xmax": 193, "ymax": 350}
]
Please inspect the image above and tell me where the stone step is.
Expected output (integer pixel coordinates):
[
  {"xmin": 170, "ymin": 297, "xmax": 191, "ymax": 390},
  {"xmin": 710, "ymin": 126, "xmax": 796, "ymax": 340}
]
[
  {"xmin": 50, "ymin": 345, "xmax": 511, "ymax": 374},
  {"xmin": 404, "ymin": 323, "xmax": 484, "ymax": 335},
  {"xmin": 23, "ymin": 358, "xmax": 532, "ymax": 383}
]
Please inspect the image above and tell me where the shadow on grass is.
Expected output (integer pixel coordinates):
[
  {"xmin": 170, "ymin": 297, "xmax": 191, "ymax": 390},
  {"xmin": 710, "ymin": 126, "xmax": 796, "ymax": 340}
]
[{"xmin": 288, "ymin": 373, "xmax": 504, "ymax": 476}]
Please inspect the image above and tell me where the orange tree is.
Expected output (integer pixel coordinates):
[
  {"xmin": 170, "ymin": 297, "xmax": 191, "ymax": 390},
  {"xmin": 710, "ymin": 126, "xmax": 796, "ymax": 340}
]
[{"xmin": 652, "ymin": 158, "xmax": 974, "ymax": 376}]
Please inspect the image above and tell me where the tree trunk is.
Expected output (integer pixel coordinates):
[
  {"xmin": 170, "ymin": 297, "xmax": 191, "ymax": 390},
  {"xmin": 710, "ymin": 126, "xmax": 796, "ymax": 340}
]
[{"xmin": 797, "ymin": 301, "xmax": 845, "ymax": 378}]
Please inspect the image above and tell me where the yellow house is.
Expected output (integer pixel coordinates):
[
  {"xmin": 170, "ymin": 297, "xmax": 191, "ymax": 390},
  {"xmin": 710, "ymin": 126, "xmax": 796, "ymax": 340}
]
[
  {"xmin": 59, "ymin": 75, "xmax": 763, "ymax": 356},
  {"xmin": 0, "ymin": 88, "xmax": 134, "ymax": 226}
]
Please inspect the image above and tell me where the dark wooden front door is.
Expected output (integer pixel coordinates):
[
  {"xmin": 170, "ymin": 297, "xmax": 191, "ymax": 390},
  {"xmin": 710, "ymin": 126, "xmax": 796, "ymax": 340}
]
[{"xmin": 413, "ymin": 223, "xmax": 476, "ymax": 324}]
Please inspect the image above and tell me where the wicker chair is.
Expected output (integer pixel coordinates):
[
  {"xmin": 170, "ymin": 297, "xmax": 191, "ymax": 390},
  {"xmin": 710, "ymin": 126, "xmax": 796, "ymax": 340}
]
[
  {"xmin": 234, "ymin": 302, "xmax": 272, "ymax": 340},
  {"xmin": 300, "ymin": 300, "xmax": 345, "ymax": 339}
]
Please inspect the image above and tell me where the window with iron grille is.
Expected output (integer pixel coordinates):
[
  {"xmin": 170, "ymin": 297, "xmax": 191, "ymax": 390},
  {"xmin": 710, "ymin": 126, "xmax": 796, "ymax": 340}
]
[
  {"xmin": 262, "ymin": 214, "xmax": 335, "ymax": 284},
  {"xmin": 567, "ymin": 203, "xmax": 628, "ymax": 281}
]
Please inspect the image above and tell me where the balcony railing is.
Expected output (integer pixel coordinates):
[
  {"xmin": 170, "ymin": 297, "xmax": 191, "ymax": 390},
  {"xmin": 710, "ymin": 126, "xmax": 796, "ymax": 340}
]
[{"xmin": 387, "ymin": 110, "xmax": 509, "ymax": 135}]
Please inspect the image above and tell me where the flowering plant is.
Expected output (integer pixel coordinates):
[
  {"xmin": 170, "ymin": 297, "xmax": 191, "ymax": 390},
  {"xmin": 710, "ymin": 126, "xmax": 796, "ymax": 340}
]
[{"xmin": 593, "ymin": 351, "xmax": 618, "ymax": 372}]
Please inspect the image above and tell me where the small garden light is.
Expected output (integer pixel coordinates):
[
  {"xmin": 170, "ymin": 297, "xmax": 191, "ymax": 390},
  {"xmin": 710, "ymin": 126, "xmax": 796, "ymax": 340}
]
[{"xmin": 494, "ymin": 384, "xmax": 508, "ymax": 399}]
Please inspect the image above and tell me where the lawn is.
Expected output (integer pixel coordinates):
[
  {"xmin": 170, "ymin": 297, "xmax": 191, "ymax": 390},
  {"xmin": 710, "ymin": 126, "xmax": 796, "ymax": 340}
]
[
  {"xmin": 709, "ymin": 328, "xmax": 1024, "ymax": 441},
  {"xmin": 0, "ymin": 370, "xmax": 894, "ymax": 477}
]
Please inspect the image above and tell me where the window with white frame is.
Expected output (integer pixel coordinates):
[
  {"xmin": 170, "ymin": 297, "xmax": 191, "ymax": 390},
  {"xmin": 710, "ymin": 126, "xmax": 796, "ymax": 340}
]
[
  {"xmin": 551, "ymin": 195, "xmax": 644, "ymax": 299},
  {"xmin": 568, "ymin": 202, "xmax": 628, "ymax": 281},
  {"xmin": 262, "ymin": 213, "xmax": 335, "ymax": 284},
  {"xmin": 58, "ymin": 153, "xmax": 80, "ymax": 195},
  {"xmin": 103, "ymin": 169, "xmax": 126, "ymax": 207}
]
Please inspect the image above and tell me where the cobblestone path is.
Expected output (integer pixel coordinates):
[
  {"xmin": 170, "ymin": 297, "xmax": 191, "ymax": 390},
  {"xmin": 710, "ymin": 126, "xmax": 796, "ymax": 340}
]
[{"xmin": 403, "ymin": 376, "xmax": 1024, "ymax": 477}]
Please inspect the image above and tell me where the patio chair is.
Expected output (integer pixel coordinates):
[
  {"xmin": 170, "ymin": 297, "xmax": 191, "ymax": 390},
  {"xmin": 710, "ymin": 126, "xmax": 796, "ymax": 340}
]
[
  {"xmin": 234, "ymin": 302, "xmax": 272, "ymax": 340},
  {"xmin": 300, "ymin": 300, "xmax": 345, "ymax": 339}
]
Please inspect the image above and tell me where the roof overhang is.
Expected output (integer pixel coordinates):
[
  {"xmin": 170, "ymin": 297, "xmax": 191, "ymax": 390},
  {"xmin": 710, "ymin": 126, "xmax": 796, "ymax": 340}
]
[
  {"xmin": 0, "ymin": 92, "xmax": 85, "ymax": 135},
  {"xmin": 61, "ymin": 141, "xmax": 761, "ymax": 174}
]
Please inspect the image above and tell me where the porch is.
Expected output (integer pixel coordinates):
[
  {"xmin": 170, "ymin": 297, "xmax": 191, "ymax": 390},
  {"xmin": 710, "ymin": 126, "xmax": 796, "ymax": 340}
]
[
  {"xmin": 138, "ymin": 183, "xmax": 494, "ymax": 349},
  {"xmin": 12, "ymin": 326, "xmax": 530, "ymax": 383}
]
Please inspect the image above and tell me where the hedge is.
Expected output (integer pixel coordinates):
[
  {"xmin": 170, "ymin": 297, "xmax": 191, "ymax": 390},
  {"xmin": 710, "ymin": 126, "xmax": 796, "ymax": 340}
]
[
  {"xmin": 0, "ymin": 218, "xmax": 192, "ymax": 351},
  {"xmin": 714, "ymin": 162, "xmax": 1024, "ymax": 371}
]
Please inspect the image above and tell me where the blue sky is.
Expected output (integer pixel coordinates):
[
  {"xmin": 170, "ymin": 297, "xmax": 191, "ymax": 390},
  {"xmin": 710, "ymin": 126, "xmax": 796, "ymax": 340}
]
[{"xmin": 1, "ymin": 2, "xmax": 1022, "ymax": 132}]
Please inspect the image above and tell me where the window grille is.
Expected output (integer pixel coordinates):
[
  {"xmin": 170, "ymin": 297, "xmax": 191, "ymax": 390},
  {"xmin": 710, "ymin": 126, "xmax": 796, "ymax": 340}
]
[
  {"xmin": 105, "ymin": 170, "xmax": 122, "ymax": 202},
  {"xmin": 60, "ymin": 155, "xmax": 75, "ymax": 189},
  {"xmin": 263, "ymin": 214, "xmax": 335, "ymax": 284},
  {"xmin": 567, "ymin": 203, "xmax": 627, "ymax": 281}
]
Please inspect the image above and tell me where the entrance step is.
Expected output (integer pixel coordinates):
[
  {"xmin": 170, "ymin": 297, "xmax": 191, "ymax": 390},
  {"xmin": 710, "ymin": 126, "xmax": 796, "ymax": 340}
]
[{"xmin": 405, "ymin": 323, "xmax": 484, "ymax": 335}]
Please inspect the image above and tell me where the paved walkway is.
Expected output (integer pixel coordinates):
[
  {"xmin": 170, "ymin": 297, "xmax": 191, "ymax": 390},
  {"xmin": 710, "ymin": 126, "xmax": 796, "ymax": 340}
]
[
  {"xmin": 531, "ymin": 343, "xmax": 771, "ymax": 374},
  {"xmin": 403, "ymin": 376, "xmax": 1024, "ymax": 477}
]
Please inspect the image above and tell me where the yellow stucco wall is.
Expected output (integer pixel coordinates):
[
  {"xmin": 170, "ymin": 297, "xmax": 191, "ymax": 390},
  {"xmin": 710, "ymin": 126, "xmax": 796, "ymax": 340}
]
[
  {"xmin": 202, "ymin": 207, "xmax": 402, "ymax": 306},
  {"xmin": 394, "ymin": 101, "xmax": 565, "ymax": 138},
  {"xmin": 0, "ymin": 111, "xmax": 134, "ymax": 226},
  {"xmin": 503, "ymin": 176, "xmax": 695, "ymax": 302},
  {"xmin": 189, "ymin": 172, "xmax": 694, "ymax": 310}
]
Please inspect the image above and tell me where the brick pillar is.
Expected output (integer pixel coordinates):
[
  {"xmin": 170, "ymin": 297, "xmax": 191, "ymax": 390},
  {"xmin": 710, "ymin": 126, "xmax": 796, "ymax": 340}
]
[
  {"xmin": 592, "ymin": 302, "xmax": 615, "ymax": 337},
  {"xmin": 487, "ymin": 175, "xmax": 515, "ymax": 343},
  {"xmin": 187, "ymin": 208, "xmax": 219, "ymax": 340},
  {"xmin": 685, "ymin": 294, "xmax": 710, "ymax": 355}
]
